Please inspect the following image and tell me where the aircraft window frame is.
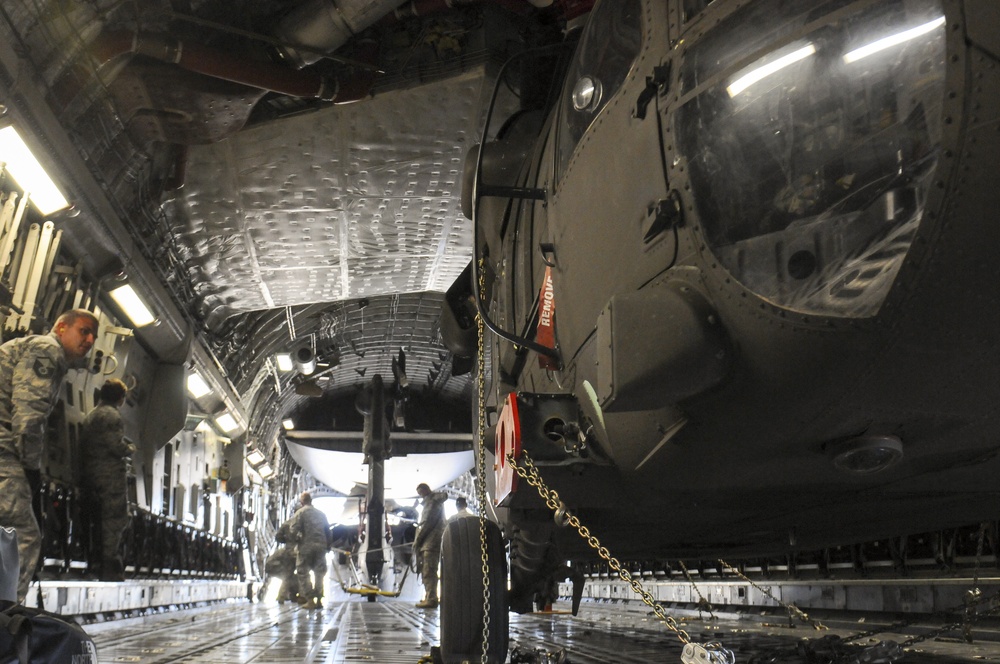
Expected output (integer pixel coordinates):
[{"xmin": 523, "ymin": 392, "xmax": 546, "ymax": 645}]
[
  {"xmin": 675, "ymin": 0, "xmax": 947, "ymax": 318},
  {"xmin": 554, "ymin": 0, "xmax": 644, "ymax": 187}
]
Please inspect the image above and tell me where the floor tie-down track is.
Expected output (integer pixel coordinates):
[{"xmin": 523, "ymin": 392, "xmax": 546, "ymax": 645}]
[{"xmin": 85, "ymin": 591, "xmax": 1000, "ymax": 663}]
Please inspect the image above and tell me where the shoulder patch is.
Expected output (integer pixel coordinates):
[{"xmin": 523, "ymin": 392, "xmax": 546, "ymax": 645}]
[{"xmin": 33, "ymin": 356, "xmax": 56, "ymax": 379}]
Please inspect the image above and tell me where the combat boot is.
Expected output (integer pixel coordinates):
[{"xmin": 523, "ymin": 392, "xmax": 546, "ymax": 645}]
[{"xmin": 415, "ymin": 596, "xmax": 438, "ymax": 609}]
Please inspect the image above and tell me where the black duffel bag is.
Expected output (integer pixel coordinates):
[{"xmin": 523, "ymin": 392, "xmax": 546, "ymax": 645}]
[{"xmin": 0, "ymin": 600, "xmax": 98, "ymax": 664}]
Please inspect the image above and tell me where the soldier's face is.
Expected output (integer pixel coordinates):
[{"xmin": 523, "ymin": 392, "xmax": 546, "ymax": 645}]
[{"xmin": 56, "ymin": 317, "xmax": 97, "ymax": 360}]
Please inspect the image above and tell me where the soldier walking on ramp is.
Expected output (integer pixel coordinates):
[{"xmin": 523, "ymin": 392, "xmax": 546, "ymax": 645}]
[
  {"xmin": 0, "ymin": 309, "xmax": 97, "ymax": 602},
  {"xmin": 266, "ymin": 516, "xmax": 299, "ymax": 603},
  {"xmin": 81, "ymin": 378, "xmax": 133, "ymax": 581},
  {"xmin": 290, "ymin": 492, "xmax": 329, "ymax": 610},
  {"xmin": 414, "ymin": 482, "xmax": 447, "ymax": 609}
]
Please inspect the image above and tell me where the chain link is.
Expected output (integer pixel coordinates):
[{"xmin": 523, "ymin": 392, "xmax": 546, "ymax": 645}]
[
  {"xmin": 973, "ymin": 523, "xmax": 987, "ymax": 589},
  {"xmin": 506, "ymin": 450, "xmax": 692, "ymax": 645},
  {"xmin": 963, "ymin": 523, "xmax": 989, "ymax": 642},
  {"xmin": 716, "ymin": 559, "xmax": 827, "ymax": 630},
  {"xmin": 476, "ymin": 258, "xmax": 492, "ymax": 664},
  {"xmin": 677, "ymin": 560, "xmax": 715, "ymax": 619},
  {"xmin": 900, "ymin": 601, "xmax": 1000, "ymax": 649},
  {"xmin": 834, "ymin": 585, "xmax": 1000, "ymax": 648},
  {"xmin": 752, "ymin": 589, "xmax": 1000, "ymax": 664}
]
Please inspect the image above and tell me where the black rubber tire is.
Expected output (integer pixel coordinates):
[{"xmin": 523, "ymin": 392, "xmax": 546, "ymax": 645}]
[{"xmin": 440, "ymin": 517, "xmax": 508, "ymax": 664}]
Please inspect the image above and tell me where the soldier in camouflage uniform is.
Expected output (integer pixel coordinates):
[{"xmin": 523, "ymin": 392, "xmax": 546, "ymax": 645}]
[
  {"xmin": 81, "ymin": 378, "xmax": 133, "ymax": 581},
  {"xmin": 289, "ymin": 492, "xmax": 329, "ymax": 610},
  {"xmin": 266, "ymin": 517, "xmax": 298, "ymax": 603},
  {"xmin": 0, "ymin": 309, "xmax": 97, "ymax": 602},
  {"xmin": 414, "ymin": 482, "xmax": 447, "ymax": 609}
]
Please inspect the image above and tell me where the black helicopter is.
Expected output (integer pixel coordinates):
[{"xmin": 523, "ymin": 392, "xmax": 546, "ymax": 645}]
[{"xmin": 438, "ymin": 0, "xmax": 1000, "ymax": 660}]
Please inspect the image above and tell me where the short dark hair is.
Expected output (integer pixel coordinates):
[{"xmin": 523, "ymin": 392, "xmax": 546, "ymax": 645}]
[
  {"xmin": 100, "ymin": 378, "xmax": 127, "ymax": 404},
  {"xmin": 300, "ymin": 492, "xmax": 312, "ymax": 506},
  {"xmin": 456, "ymin": 497, "xmax": 468, "ymax": 509},
  {"xmin": 55, "ymin": 308, "xmax": 98, "ymax": 329}
]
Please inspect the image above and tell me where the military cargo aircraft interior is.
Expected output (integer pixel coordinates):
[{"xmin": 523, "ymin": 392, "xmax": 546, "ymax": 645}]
[{"xmin": 1, "ymin": 0, "xmax": 1000, "ymax": 662}]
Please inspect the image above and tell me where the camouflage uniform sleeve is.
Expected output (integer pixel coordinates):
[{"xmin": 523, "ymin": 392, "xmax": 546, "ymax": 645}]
[
  {"xmin": 104, "ymin": 410, "xmax": 129, "ymax": 458},
  {"xmin": 288, "ymin": 511, "xmax": 302, "ymax": 543},
  {"xmin": 311, "ymin": 508, "xmax": 330, "ymax": 546},
  {"xmin": 82, "ymin": 407, "xmax": 130, "ymax": 459},
  {"xmin": 12, "ymin": 339, "xmax": 64, "ymax": 470},
  {"xmin": 275, "ymin": 519, "xmax": 292, "ymax": 543},
  {"xmin": 415, "ymin": 493, "xmax": 447, "ymax": 548}
]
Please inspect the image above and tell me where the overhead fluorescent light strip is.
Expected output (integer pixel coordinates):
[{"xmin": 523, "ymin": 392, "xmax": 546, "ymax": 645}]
[
  {"xmin": 215, "ymin": 412, "xmax": 239, "ymax": 433},
  {"xmin": 844, "ymin": 16, "xmax": 945, "ymax": 64},
  {"xmin": 108, "ymin": 284, "xmax": 156, "ymax": 327},
  {"xmin": 276, "ymin": 353, "xmax": 293, "ymax": 372},
  {"xmin": 186, "ymin": 373, "xmax": 212, "ymax": 398},
  {"xmin": 0, "ymin": 126, "xmax": 69, "ymax": 216},
  {"xmin": 727, "ymin": 44, "xmax": 816, "ymax": 97}
]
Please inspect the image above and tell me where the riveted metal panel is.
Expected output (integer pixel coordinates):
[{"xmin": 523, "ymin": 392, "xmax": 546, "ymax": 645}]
[{"xmin": 176, "ymin": 68, "xmax": 488, "ymax": 318}]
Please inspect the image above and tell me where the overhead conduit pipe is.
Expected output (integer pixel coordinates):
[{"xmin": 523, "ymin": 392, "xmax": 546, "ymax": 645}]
[
  {"xmin": 376, "ymin": 0, "xmax": 593, "ymax": 25},
  {"xmin": 89, "ymin": 30, "xmax": 338, "ymax": 100},
  {"xmin": 275, "ymin": 0, "xmax": 587, "ymax": 63},
  {"xmin": 274, "ymin": 0, "xmax": 404, "ymax": 68},
  {"xmin": 54, "ymin": 0, "xmax": 591, "ymax": 109}
]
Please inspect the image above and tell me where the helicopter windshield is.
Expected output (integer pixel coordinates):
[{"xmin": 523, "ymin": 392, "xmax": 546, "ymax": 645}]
[{"xmin": 676, "ymin": 0, "xmax": 946, "ymax": 318}]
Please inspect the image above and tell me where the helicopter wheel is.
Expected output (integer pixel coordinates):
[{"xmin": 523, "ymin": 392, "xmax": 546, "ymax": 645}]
[{"xmin": 439, "ymin": 517, "xmax": 508, "ymax": 664}]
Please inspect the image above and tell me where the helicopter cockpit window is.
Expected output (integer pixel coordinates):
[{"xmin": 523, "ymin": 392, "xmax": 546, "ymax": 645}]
[
  {"xmin": 676, "ymin": 0, "xmax": 946, "ymax": 318},
  {"xmin": 555, "ymin": 0, "xmax": 642, "ymax": 185}
]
